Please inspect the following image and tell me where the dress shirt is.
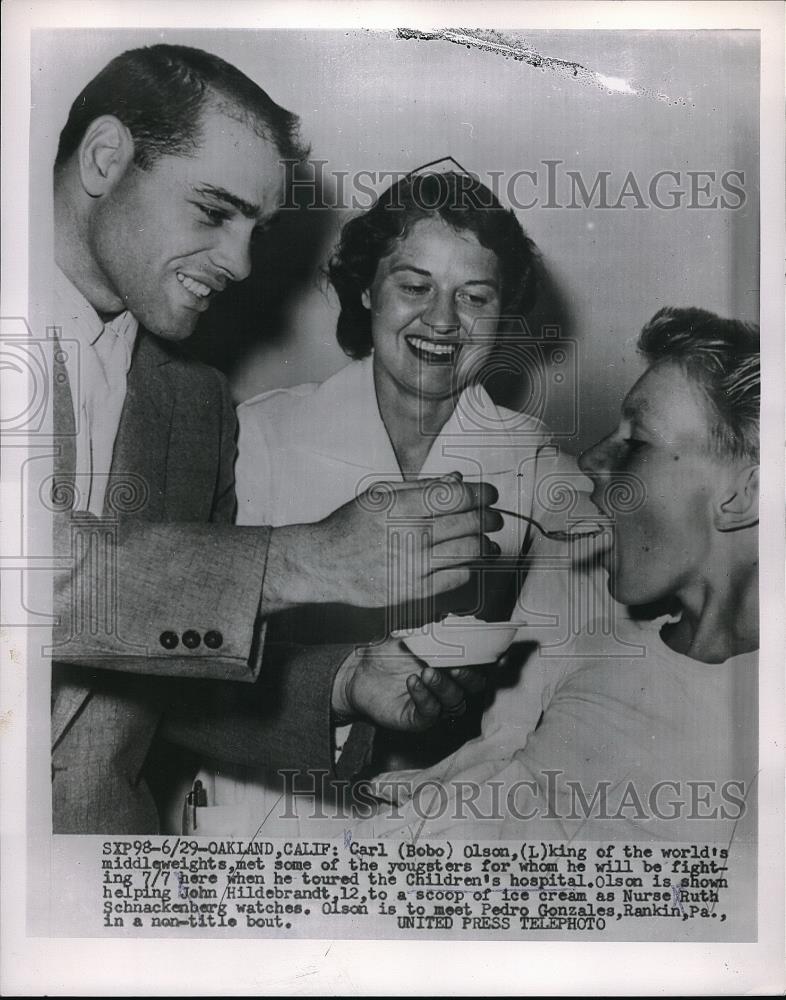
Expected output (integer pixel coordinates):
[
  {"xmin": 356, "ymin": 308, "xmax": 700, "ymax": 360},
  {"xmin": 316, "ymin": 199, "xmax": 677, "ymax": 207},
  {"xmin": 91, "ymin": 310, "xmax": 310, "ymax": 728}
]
[
  {"xmin": 54, "ymin": 268, "xmax": 138, "ymax": 516},
  {"xmin": 354, "ymin": 615, "xmax": 758, "ymax": 844}
]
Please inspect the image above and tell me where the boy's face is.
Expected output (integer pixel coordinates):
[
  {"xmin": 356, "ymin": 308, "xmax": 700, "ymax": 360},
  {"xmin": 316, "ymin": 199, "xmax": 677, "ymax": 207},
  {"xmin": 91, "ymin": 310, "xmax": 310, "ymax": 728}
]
[
  {"xmin": 579, "ymin": 360, "xmax": 727, "ymax": 607},
  {"xmin": 86, "ymin": 110, "xmax": 282, "ymax": 340}
]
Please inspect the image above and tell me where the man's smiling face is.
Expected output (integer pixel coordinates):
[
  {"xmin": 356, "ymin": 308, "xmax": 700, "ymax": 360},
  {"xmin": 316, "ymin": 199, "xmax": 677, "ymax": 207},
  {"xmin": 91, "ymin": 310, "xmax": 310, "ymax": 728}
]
[{"xmin": 87, "ymin": 109, "xmax": 282, "ymax": 339}]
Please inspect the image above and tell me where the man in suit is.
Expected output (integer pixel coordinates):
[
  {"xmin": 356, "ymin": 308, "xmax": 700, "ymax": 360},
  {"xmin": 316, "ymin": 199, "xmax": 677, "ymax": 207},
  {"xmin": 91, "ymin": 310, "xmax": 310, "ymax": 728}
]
[{"xmin": 49, "ymin": 44, "xmax": 497, "ymax": 833}]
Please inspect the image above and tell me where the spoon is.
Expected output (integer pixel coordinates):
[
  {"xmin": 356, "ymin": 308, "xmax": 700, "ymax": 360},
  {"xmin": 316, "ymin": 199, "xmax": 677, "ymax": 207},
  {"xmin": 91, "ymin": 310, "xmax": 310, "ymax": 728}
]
[{"xmin": 491, "ymin": 507, "xmax": 605, "ymax": 543}]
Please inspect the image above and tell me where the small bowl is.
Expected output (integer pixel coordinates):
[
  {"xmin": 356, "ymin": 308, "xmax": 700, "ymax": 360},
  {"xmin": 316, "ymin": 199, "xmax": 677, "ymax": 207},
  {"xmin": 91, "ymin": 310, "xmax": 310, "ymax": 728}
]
[{"xmin": 393, "ymin": 614, "xmax": 518, "ymax": 668}]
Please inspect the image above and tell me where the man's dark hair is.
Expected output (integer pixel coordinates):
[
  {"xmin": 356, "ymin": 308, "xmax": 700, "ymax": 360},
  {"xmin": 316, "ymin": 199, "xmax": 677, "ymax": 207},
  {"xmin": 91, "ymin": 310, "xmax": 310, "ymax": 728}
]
[
  {"xmin": 638, "ymin": 306, "xmax": 760, "ymax": 462},
  {"xmin": 54, "ymin": 43, "xmax": 309, "ymax": 170},
  {"xmin": 327, "ymin": 170, "xmax": 541, "ymax": 360}
]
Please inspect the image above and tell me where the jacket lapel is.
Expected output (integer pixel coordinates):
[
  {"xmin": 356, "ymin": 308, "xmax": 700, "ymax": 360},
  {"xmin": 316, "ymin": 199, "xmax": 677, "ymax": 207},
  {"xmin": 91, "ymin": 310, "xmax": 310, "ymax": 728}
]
[
  {"xmin": 52, "ymin": 337, "xmax": 77, "ymax": 498},
  {"xmin": 51, "ymin": 671, "xmax": 93, "ymax": 748},
  {"xmin": 51, "ymin": 330, "xmax": 175, "ymax": 749},
  {"xmin": 51, "ymin": 343, "xmax": 87, "ymax": 749},
  {"xmin": 109, "ymin": 330, "xmax": 174, "ymax": 520}
]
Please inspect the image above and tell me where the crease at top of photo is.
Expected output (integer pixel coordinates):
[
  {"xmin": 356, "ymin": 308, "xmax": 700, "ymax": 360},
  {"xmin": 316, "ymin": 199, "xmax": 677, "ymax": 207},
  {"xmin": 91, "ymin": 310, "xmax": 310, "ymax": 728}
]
[{"xmin": 397, "ymin": 28, "xmax": 683, "ymax": 105}]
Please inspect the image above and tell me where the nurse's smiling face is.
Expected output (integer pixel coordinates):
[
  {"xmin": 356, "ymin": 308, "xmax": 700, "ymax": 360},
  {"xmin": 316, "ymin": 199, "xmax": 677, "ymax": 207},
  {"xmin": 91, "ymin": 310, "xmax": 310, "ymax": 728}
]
[{"xmin": 362, "ymin": 217, "xmax": 502, "ymax": 403}]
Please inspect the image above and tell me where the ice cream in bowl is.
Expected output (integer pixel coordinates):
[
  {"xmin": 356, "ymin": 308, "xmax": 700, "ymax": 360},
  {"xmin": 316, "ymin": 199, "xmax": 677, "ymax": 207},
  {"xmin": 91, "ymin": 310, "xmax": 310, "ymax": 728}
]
[{"xmin": 392, "ymin": 614, "xmax": 519, "ymax": 668}]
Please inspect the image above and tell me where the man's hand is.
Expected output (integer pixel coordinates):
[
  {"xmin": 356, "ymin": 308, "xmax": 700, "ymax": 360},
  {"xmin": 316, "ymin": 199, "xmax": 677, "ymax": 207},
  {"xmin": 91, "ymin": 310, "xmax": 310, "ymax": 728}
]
[
  {"xmin": 262, "ymin": 472, "xmax": 502, "ymax": 614},
  {"xmin": 331, "ymin": 637, "xmax": 487, "ymax": 732}
]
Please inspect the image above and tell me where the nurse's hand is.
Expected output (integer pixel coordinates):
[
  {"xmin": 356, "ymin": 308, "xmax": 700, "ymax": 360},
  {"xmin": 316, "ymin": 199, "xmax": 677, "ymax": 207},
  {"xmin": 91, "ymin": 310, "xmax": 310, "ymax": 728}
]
[
  {"xmin": 262, "ymin": 472, "xmax": 501, "ymax": 614},
  {"xmin": 331, "ymin": 637, "xmax": 486, "ymax": 732}
]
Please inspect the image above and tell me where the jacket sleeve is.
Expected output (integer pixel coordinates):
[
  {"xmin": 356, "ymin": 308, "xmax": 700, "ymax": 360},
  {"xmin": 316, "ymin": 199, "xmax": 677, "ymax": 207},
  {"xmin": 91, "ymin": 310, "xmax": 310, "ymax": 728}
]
[
  {"xmin": 157, "ymin": 640, "xmax": 376, "ymax": 780},
  {"xmin": 51, "ymin": 373, "xmax": 272, "ymax": 682},
  {"xmin": 52, "ymin": 515, "xmax": 271, "ymax": 680}
]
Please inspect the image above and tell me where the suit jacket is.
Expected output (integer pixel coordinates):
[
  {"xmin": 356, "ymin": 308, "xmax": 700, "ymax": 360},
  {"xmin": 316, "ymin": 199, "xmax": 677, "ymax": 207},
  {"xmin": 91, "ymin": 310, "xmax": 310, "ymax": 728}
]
[{"xmin": 51, "ymin": 330, "xmax": 371, "ymax": 834}]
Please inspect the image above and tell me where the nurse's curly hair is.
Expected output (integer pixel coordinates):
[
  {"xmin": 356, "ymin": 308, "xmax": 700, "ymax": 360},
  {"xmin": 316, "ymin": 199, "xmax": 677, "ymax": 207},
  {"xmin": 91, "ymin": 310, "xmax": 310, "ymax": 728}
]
[
  {"xmin": 328, "ymin": 171, "xmax": 542, "ymax": 359},
  {"xmin": 638, "ymin": 306, "xmax": 760, "ymax": 462}
]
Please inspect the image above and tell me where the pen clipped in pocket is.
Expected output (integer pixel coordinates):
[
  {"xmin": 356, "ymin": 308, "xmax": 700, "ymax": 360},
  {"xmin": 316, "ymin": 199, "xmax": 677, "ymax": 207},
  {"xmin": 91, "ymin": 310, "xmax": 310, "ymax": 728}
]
[{"xmin": 181, "ymin": 779, "xmax": 207, "ymax": 834}]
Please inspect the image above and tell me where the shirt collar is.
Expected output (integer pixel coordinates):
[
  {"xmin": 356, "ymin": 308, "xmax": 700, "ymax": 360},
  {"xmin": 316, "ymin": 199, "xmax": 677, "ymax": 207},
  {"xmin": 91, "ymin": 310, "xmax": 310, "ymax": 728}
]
[
  {"xmin": 54, "ymin": 266, "xmax": 138, "ymax": 348},
  {"xmin": 285, "ymin": 356, "xmax": 537, "ymax": 476}
]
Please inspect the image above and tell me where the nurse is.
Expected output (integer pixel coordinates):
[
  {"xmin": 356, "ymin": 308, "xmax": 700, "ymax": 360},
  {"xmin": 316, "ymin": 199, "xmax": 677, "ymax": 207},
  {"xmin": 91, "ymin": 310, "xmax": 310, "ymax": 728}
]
[
  {"xmin": 236, "ymin": 168, "xmax": 583, "ymax": 631},
  {"xmin": 191, "ymin": 167, "xmax": 595, "ymax": 831}
]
